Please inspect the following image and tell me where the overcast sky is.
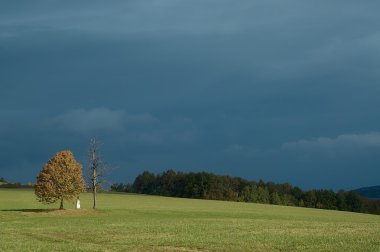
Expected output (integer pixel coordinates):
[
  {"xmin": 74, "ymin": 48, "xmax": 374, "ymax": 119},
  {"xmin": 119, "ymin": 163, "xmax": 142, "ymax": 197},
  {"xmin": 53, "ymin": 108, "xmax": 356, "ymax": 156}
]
[{"xmin": 1, "ymin": 0, "xmax": 380, "ymax": 190}]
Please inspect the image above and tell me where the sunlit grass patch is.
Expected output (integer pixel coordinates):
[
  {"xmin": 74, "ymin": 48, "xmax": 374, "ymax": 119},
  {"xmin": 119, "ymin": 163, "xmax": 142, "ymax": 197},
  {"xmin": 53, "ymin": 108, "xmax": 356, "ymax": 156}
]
[{"xmin": 1, "ymin": 189, "xmax": 380, "ymax": 251}]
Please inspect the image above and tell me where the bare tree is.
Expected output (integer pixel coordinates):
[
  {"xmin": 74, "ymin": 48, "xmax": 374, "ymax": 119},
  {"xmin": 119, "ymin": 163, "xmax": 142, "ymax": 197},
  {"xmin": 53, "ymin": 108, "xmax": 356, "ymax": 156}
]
[{"xmin": 87, "ymin": 138, "xmax": 107, "ymax": 209}]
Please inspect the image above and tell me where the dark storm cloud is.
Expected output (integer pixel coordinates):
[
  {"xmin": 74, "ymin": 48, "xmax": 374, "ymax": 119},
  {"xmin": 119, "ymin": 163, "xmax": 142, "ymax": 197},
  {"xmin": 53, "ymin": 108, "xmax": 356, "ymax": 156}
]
[
  {"xmin": 54, "ymin": 108, "xmax": 126, "ymax": 133},
  {"xmin": 282, "ymin": 132, "xmax": 380, "ymax": 154},
  {"xmin": 1, "ymin": 0, "xmax": 380, "ymax": 190}
]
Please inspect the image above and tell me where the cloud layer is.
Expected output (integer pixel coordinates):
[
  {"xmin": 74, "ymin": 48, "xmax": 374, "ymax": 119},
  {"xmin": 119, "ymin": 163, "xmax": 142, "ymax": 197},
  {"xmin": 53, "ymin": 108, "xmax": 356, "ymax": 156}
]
[
  {"xmin": 54, "ymin": 108, "xmax": 125, "ymax": 133},
  {"xmin": 1, "ymin": 1, "xmax": 380, "ymax": 190},
  {"xmin": 282, "ymin": 132, "xmax": 380, "ymax": 155}
]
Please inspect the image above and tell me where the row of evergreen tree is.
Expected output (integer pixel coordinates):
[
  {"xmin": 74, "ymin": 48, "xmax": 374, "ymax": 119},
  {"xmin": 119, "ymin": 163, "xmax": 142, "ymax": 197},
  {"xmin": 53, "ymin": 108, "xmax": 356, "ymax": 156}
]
[{"xmin": 111, "ymin": 170, "xmax": 380, "ymax": 215}]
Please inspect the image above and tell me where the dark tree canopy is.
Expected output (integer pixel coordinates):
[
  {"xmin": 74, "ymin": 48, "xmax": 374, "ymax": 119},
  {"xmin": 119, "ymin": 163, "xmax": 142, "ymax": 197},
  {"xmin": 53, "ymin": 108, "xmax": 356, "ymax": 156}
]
[{"xmin": 113, "ymin": 169, "xmax": 380, "ymax": 215}]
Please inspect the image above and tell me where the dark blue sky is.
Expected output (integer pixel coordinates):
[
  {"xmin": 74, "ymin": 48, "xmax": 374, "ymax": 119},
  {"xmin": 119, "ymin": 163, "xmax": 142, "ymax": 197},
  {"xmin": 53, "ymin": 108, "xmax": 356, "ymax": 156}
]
[{"xmin": 1, "ymin": 1, "xmax": 380, "ymax": 190}]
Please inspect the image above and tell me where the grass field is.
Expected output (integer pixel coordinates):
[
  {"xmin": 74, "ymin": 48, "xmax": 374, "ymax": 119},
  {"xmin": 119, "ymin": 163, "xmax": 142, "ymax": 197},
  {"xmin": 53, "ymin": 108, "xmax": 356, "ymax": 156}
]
[{"xmin": 1, "ymin": 189, "xmax": 380, "ymax": 251}]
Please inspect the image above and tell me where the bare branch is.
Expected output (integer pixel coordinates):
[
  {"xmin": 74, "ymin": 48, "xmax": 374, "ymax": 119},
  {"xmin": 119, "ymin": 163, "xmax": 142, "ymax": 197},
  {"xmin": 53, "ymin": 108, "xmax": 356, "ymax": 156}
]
[{"xmin": 87, "ymin": 137, "xmax": 109, "ymax": 209}]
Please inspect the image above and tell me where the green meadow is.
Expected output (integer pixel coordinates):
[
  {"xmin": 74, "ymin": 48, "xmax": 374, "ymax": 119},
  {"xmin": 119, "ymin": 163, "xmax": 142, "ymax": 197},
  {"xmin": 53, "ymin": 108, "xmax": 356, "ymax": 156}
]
[{"xmin": 1, "ymin": 189, "xmax": 380, "ymax": 251}]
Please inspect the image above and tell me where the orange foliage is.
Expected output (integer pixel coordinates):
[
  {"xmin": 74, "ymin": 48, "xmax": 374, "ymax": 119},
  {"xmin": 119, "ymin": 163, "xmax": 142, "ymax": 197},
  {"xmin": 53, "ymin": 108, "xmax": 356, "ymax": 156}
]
[{"xmin": 35, "ymin": 150, "xmax": 86, "ymax": 209}]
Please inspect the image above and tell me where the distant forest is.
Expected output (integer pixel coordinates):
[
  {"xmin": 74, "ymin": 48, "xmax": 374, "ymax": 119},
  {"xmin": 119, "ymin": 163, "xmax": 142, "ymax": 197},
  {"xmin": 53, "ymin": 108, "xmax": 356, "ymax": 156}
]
[
  {"xmin": 0, "ymin": 177, "xmax": 33, "ymax": 189},
  {"xmin": 112, "ymin": 170, "xmax": 380, "ymax": 215}
]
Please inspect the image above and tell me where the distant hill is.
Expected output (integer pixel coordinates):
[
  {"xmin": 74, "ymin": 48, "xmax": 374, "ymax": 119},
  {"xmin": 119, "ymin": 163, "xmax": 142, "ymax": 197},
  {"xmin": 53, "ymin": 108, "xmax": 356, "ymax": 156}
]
[
  {"xmin": 354, "ymin": 185, "xmax": 380, "ymax": 199},
  {"xmin": 0, "ymin": 177, "xmax": 34, "ymax": 189}
]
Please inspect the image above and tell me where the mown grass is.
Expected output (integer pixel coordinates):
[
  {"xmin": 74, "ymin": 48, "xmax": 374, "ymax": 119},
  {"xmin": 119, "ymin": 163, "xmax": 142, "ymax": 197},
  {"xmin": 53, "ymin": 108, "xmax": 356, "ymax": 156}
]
[{"xmin": 1, "ymin": 189, "xmax": 380, "ymax": 251}]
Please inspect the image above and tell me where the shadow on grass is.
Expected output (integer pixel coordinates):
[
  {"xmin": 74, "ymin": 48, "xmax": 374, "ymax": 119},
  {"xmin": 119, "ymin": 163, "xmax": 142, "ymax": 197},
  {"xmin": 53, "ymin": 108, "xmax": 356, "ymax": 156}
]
[{"xmin": 0, "ymin": 209, "xmax": 56, "ymax": 213}]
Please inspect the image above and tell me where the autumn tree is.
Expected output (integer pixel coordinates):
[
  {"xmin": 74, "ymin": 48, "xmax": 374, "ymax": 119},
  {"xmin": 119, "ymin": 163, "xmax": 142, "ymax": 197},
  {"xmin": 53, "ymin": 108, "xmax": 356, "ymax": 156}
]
[{"xmin": 35, "ymin": 150, "xmax": 86, "ymax": 209}]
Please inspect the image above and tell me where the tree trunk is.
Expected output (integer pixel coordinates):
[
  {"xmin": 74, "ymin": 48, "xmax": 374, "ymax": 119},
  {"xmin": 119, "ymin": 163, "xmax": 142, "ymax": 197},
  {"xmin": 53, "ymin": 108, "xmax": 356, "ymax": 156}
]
[
  {"xmin": 59, "ymin": 198, "xmax": 64, "ymax": 210},
  {"xmin": 93, "ymin": 165, "xmax": 97, "ymax": 209},
  {"xmin": 93, "ymin": 185, "xmax": 97, "ymax": 209}
]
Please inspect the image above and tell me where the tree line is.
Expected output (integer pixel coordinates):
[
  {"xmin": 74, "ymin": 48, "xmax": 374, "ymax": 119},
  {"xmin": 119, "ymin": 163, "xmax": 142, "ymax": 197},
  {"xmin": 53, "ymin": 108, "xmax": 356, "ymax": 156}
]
[
  {"xmin": 111, "ymin": 170, "xmax": 380, "ymax": 215},
  {"xmin": 0, "ymin": 177, "xmax": 34, "ymax": 189}
]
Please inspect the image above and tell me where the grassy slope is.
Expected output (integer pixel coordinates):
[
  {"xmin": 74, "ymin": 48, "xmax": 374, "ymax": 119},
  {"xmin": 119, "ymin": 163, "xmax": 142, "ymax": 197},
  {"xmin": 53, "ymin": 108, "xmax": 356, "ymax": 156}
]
[{"xmin": 0, "ymin": 189, "xmax": 379, "ymax": 251}]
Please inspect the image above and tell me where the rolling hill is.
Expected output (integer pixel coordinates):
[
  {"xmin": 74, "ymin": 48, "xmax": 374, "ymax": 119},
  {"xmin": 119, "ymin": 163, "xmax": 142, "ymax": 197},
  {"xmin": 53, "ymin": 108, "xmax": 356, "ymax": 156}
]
[
  {"xmin": 354, "ymin": 185, "xmax": 380, "ymax": 199},
  {"xmin": 1, "ymin": 188, "xmax": 380, "ymax": 251}
]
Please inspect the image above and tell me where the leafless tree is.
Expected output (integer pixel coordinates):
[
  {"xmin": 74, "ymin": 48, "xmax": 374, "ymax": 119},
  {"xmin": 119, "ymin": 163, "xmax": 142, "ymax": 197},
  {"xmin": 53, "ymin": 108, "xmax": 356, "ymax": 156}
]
[{"xmin": 87, "ymin": 137, "xmax": 107, "ymax": 209}]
